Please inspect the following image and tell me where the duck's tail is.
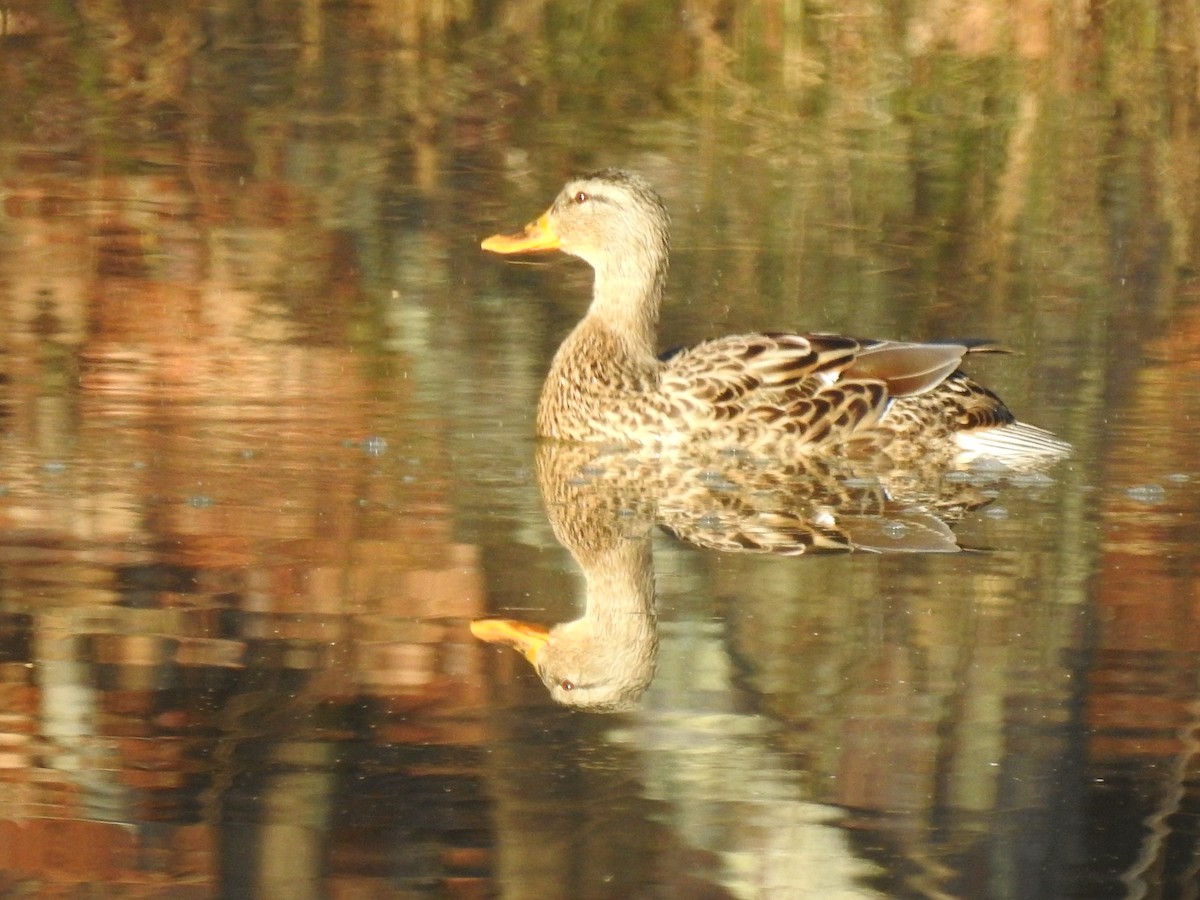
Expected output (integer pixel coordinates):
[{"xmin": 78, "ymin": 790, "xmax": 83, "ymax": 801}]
[{"xmin": 954, "ymin": 421, "xmax": 1072, "ymax": 466}]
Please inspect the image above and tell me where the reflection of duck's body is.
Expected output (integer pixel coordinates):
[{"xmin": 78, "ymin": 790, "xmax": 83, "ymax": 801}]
[
  {"xmin": 482, "ymin": 169, "xmax": 1069, "ymax": 464},
  {"xmin": 472, "ymin": 444, "xmax": 997, "ymax": 711}
]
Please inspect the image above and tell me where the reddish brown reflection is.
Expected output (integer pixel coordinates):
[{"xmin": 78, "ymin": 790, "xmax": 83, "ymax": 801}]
[
  {"xmin": 0, "ymin": 10, "xmax": 494, "ymax": 896},
  {"xmin": 1081, "ymin": 291, "xmax": 1200, "ymax": 896}
]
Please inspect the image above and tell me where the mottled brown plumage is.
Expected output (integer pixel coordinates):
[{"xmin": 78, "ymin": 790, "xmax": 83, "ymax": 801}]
[{"xmin": 482, "ymin": 169, "xmax": 1069, "ymax": 464}]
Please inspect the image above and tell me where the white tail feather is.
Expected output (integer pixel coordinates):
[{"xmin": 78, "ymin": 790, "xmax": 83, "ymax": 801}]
[{"xmin": 955, "ymin": 421, "xmax": 1071, "ymax": 465}]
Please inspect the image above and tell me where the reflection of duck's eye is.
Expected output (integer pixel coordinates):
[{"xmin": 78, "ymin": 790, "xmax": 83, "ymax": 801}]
[
  {"xmin": 560, "ymin": 679, "xmax": 575, "ymax": 692},
  {"xmin": 573, "ymin": 191, "xmax": 589, "ymax": 205}
]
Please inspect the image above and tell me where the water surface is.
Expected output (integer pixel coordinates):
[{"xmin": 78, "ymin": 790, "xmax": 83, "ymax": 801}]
[{"xmin": 1, "ymin": 3, "xmax": 1199, "ymax": 898}]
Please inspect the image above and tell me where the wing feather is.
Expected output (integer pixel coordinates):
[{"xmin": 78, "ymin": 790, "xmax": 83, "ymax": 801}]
[
  {"xmin": 659, "ymin": 333, "xmax": 904, "ymax": 443},
  {"xmin": 845, "ymin": 341, "xmax": 968, "ymax": 397}
]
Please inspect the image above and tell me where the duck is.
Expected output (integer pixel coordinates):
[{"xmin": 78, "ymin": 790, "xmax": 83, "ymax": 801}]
[{"xmin": 481, "ymin": 168, "xmax": 1070, "ymax": 464}]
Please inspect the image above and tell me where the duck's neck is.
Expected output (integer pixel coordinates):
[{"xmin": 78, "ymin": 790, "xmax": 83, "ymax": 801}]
[
  {"xmin": 585, "ymin": 247, "xmax": 668, "ymax": 360},
  {"xmin": 579, "ymin": 539, "xmax": 656, "ymax": 625},
  {"xmin": 537, "ymin": 250, "xmax": 668, "ymax": 440},
  {"xmin": 564, "ymin": 537, "xmax": 658, "ymax": 665}
]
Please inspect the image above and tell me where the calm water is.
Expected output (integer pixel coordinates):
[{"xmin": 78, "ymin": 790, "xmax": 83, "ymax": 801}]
[{"xmin": 2, "ymin": 3, "xmax": 1199, "ymax": 898}]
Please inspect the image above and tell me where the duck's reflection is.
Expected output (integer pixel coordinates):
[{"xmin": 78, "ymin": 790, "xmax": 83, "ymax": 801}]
[{"xmin": 473, "ymin": 442, "xmax": 1001, "ymax": 711}]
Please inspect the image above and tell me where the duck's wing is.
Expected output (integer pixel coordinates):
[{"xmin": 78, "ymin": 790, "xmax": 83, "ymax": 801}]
[
  {"xmin": 662, "ymin": 508, "xmax": 963, "ymax": 555},
  {"xmin": 846, "ymin": 339, "xmax": 975, "ymax": 397},
  {"xmin": 660, "ymin": 332, "xmax": 861, "ymax": 415},
  {"xmin": 663, "ymin": 332, "xmax": 858, "ymax": 387},
  {"xmin": 658, "ymin": 333, "xmax": 976, "ymax": 446},
  {"xmin": 660, "ymin": 510, "xmax": 856, "ymax": 555}
]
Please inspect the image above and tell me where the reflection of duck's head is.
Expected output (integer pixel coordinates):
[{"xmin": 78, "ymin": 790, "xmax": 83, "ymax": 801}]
[
  {"xmin": 472, "ymin": 513, "xmax": 658, "ymax": 714},
  {"xmin": 472, "ymin": 613, "xmax": 657, "ymax": 712}
]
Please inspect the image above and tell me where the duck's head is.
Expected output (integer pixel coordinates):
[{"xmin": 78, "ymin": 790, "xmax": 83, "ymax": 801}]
[
  {"xmin": 481, "ymin": 169, "xmax": 670, "ymax": 274},
  {"xmin": 471, "ymin": 615, "xmax": 657, "ymax": 713}
]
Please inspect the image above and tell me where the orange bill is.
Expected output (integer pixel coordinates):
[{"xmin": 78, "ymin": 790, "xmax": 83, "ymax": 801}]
[
  {"xmin": 469, "ymin": 618, "xmax": 551, "ymax": 665},
  {"xmin": 480, "ymin": 213, "xmax": 560, "ymax": 254}
]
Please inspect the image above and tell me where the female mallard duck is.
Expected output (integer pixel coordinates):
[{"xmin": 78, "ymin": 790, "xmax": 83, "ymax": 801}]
[{"xmin": 482, "ymin": 168, "xmax": 1069, "ymax": 463}]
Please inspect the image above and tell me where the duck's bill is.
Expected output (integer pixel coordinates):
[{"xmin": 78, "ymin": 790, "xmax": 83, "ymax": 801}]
[
  {"xmin": 470, "ymin": 618, "xmax": 550, "ymax": 665},
  {"xmin": 481, "ymin": 214, "xmax": 560, "ymax": 253}
]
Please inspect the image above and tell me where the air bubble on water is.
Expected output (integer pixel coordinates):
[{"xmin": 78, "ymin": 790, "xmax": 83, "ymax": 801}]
[
  {"xmin": 362, "ymin": 436, "xmax": 388, "ymax": 457},
  {"xmin": 1125, "ymin": 483, "xmax": 1166, "ymax": 504},
  {"xmin": 1010, "ymin": 471, "xmax": 1054, "ymax": 488}
]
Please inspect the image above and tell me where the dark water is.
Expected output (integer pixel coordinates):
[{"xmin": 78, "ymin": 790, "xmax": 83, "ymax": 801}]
[{"xmin": 2, "ymin": 3, "xmax": 1199, "ymax": 898}]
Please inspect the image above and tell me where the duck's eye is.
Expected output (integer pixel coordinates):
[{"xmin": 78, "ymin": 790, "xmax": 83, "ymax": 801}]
[
  {"xmin": 560, "ymin": 679, "xmax": 575, "ymax": 692},
  {"xmin": 573, "ymin": 191, "xmax": 589, "ymax": 205}
]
